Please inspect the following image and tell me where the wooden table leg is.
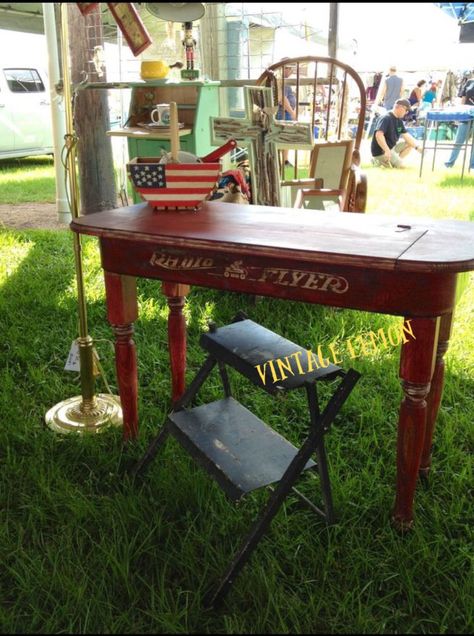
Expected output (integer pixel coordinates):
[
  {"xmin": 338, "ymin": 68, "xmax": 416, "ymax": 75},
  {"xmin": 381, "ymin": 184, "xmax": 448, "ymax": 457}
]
[
  {"xmin": 420, "ymin": 312, "xmax": 453, "ymax": 477},
  {"xmin": 104, "ymin": 272, "xmax": 138, "ymax": 441},
  {"xmin": 162, "ymin": 282, "xmax": 190, "ymax": 403},
  {"xmin": 392, "ymin": 317, "xmax": 440, "ymax": 531}
]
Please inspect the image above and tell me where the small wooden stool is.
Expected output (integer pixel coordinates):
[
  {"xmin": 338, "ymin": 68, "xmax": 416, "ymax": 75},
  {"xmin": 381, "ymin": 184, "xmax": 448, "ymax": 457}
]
[{"xmin": 133, "ymin": 313, "xmax": 360, "ymax": 607}]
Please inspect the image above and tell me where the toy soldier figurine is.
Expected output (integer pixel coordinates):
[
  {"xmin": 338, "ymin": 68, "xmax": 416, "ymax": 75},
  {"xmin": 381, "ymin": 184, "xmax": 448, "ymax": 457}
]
[
  {"xmin": 181, "ymin": 21, "xmax": 199, "ymax": 79},
  {"xmin": 182, "ymin": 21, "xmax": 196, "ymax": 70}
]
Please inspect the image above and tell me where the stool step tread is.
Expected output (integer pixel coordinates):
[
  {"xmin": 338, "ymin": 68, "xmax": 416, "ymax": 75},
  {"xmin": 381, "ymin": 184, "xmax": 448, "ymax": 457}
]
[
  {"xmin": 200, "ymin": 319, "xmax": 342, "ymax": 394},
  {"xmin": 168, "ymin": 397, "xmax": 316, "ymax": 501}
]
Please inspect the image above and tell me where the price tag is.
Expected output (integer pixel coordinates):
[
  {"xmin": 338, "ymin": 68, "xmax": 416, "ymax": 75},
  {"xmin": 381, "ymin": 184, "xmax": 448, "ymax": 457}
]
[
  {"xmin": 64, "ymin": 342, "xmax": 102, "ymax": 375},
  {"xmin": 64, "ymin": 340, "xmax": 80, "ymax": 372}
]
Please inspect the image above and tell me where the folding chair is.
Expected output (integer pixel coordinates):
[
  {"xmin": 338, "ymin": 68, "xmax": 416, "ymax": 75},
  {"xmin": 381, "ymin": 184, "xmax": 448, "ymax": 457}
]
[
  {"xmin": 293, "ymin": 139, "xmax": 355, "ymax": 211},
  {"xmin": 132, "ymin": 313, "xmax": 360, "ymax": 607}
]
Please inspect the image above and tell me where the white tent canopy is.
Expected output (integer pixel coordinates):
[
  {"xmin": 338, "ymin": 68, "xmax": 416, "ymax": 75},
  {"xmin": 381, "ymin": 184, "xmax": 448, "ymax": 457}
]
[{"xmin": 336, "ymin": 2, "xmax": 474, "ymax": 72}]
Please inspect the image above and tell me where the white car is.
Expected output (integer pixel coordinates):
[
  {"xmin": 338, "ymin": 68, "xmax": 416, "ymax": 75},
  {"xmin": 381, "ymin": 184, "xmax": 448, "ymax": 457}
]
[{"xmin": 0, "ymin": 64, "xmax": 53, "ymax": 160}]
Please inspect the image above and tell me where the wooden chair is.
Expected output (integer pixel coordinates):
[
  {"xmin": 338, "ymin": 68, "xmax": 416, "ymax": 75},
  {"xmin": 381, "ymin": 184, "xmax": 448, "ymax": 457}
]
[
  {"xmin": 256, "ymin": 56, "xmax": 367, "ymax": 212},
  {"xmin": 293, "ymin": 139, "xmax": 355, "ymax": 211}
]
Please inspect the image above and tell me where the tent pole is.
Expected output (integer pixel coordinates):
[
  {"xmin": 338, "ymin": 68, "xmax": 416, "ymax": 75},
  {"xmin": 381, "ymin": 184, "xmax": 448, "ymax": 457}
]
[{"xmin": 42, "ymin": 2, "xmax": 70, "ymax": 224}]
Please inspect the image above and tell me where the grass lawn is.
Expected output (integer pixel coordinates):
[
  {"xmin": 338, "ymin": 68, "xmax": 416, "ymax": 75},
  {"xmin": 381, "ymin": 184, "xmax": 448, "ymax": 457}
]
[
  {"xmin": 0, "ymin": 156, "xmax": 56, "ymax": 204},
  {"xmin": 0, "ymin": 157, "xmax": 473, "ymax": 633},
  {"xmin": 0, "ymin": 153, "xmax": 130, "ymax": 206}
]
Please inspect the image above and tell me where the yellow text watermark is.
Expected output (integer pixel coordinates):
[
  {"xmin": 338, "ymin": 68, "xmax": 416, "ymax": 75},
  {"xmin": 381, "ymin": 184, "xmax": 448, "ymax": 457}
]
[{"xmin": 255, "ymin": 320, "xmax": 416, "ymax": 386}]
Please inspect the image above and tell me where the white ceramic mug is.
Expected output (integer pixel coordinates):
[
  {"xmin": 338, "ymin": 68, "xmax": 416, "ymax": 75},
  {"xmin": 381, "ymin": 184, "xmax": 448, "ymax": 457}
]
[{"xmin": 151, "ymin": 103, "xmax": 170, "ymax": 125}]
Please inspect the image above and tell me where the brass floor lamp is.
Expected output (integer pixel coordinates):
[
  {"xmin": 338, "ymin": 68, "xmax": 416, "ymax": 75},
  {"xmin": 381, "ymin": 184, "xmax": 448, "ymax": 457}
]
[{"xmin": 45, "ymin": 4, "xmax": 122, "ymax": 433}]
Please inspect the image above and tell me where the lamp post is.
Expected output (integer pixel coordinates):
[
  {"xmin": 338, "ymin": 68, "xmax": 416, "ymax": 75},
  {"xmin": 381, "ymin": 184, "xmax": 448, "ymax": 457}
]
[{"xmin": 45, "ymin": 3, "xmax": 122, "ymax": 433}]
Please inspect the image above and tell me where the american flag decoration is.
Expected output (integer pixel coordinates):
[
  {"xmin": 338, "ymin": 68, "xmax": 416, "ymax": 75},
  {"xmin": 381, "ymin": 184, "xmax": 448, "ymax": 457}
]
[{"xmin": 128, "ymin": 158, "xmax": 221, "ymax": 210}]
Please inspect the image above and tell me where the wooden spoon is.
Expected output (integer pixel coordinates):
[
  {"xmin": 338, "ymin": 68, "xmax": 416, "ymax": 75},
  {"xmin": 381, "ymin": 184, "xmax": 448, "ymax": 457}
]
[{"xmin": 169, "ymin": 101, "xmax": 179, "ymax": 162}]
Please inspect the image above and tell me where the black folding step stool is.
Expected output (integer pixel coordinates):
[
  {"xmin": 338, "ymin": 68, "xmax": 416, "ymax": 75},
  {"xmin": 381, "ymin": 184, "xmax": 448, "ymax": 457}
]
[{"xmin": 132, "ymin": 313, "xmax": 360, "ymax": 607}]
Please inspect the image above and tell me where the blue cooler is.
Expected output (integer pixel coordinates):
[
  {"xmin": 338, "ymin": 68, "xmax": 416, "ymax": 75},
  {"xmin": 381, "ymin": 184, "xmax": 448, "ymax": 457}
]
[{"xmin": 406, "ymin": 126, "xmax": 424, "ymax": 140}]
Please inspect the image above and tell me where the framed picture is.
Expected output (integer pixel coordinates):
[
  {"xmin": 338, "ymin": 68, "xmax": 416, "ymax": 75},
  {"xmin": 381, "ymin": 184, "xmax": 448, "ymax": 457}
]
[{"xmin": 106, "ymin": 3, "xmax": 152, "ymax": 57}]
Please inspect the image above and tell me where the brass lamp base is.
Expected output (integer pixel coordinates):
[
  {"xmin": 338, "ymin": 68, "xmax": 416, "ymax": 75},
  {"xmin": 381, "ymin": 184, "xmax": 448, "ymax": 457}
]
[{"xmin": 45, "ymin": 394, "xmax": 123, "ymax": 434}]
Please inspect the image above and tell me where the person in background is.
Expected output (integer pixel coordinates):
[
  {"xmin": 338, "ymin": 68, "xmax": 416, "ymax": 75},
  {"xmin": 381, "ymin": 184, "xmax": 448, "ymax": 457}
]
[
  {"xmin": 408, "ymin": 79, "xmax": 426, "ymax": 108},
  {"xmin": 378, "ymin": 66, "xmax": 404, "ymax": 111},
  {"xmin": 404, "ymin": 79, "xmax": 426, "ymax": 124},
  {"xmin": 445, "ymin": 72, "xmax": 474, "ymax": 169},
  {"xmin": 422, "ymin": 83, "xmax": 438, "ymax": 108},
  {"xmin": 276, "ymin": 58, "xmax": 297, "ymax": 167},
  {"xmin": 371, "ymin": 98, "xmax": 423, "ymax": 168}
]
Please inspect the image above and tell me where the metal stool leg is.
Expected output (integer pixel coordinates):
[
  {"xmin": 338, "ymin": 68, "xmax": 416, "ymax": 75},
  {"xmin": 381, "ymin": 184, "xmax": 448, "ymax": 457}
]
[
  {"xmin": 131, "ymin": 425, "xmax": 171, "ymax": 478},
  {"xmin": 315, "ymin": 441, "xmax": 335, "ymax": 524},
  {"xmin": 306, "ymin": 384, "xmax": 335, "ymax": 524},
  {"xmin": 131, "ymin": 356, "xmax": 217, "ymax": 479},
  {"xmin": 218, "ymin": 361, "xmax": 232, "ymax": 397},
  {"xmin": 206, "ymin": 443, "xmax": 317, "ymax": 608},
  {"xmin": 173, "ymin": 356, "xmax": 218, "ymax": 411}
]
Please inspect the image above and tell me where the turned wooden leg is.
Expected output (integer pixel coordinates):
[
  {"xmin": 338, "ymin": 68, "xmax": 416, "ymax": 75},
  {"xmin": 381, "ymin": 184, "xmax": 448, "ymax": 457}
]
[
  {"xmin": 392, "ymin": 317, "xmax": 440, "ymax": 531},
  {"xmin": 420, "ymin": 312, "xmax": 453, "ymax": 478},
  {"xmin": 104, "ymin": 273, "xmax": 138, "ymax": 441},
  {"xmin": 162, "ymin": 282, "xmax": 190, "ymax": 403}
]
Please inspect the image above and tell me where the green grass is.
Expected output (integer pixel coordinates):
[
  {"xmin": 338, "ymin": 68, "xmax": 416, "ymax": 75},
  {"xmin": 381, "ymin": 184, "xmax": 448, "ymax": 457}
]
[
  {"xmin": 0, "ymin": 156, "xmax": 56, "ymax": 204},
  {"xmin": 0, "ymin": 156, "xmax": 130, "ymax": 205},
  {"xmin": 0, "ymin": 163, "xmax": 473, "ymax": 633}
]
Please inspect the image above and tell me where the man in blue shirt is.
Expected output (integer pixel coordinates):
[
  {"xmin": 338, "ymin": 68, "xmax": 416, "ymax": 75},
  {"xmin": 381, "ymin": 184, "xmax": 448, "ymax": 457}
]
[
  {"xmin": 277, "ymin": 59, "xmax": 297, "ymax": 166},
  {"xmin": 277, "ymin": 59, "xmax": 297, "ymax": 121},
  {"xmin": 371, "ymin": 98, "xmax": 423, "ymax": 168},
  {"xmin": 444, "ymin": 75, "xmax": 474, "ymax": 169}
]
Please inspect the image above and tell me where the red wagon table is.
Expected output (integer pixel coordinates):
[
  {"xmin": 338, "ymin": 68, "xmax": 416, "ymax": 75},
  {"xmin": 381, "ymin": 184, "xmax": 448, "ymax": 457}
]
[{"xmin": 71, "ymin": 201, "xmax": 474, "ymax": 530}]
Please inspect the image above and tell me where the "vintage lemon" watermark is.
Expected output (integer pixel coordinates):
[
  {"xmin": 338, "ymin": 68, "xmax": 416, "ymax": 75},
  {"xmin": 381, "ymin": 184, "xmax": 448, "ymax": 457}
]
[{"xmin": 255, "ymin": 320, "xmax": 416, "ymax": 386}]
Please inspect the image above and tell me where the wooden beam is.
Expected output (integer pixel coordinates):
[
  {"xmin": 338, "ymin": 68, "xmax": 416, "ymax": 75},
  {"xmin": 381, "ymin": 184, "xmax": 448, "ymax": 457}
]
[{"xmin": 68, "ymin": 3, "xmax": 116, "ymax": 214}]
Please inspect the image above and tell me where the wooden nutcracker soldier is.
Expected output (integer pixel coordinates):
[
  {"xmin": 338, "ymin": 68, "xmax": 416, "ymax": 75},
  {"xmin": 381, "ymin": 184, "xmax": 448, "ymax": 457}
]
[{"xmin": 181, "ymin": 21, "xmax": 199, "ymax": 80}]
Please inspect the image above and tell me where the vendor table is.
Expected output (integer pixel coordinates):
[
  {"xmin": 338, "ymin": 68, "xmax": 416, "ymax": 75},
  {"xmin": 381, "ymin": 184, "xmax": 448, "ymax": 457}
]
[
  {"xmin": 419, "ymin": 106, "xmax": 474, "ymax": 179},
  {"xmin": 71, "ymin": 202, "xmax": 474, "ymax": 530}
]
